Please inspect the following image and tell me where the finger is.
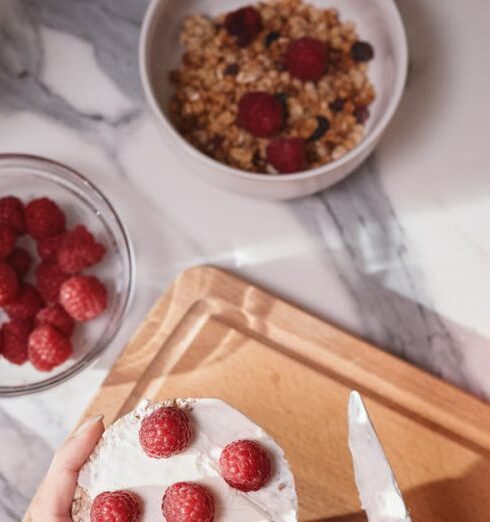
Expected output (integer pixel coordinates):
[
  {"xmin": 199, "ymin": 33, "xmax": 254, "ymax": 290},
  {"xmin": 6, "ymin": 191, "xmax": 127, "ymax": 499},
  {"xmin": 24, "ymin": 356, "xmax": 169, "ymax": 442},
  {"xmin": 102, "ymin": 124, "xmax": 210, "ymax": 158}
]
[{"xmin": 31, "ymin": 415, "xmax": 104, "ymax": 521}]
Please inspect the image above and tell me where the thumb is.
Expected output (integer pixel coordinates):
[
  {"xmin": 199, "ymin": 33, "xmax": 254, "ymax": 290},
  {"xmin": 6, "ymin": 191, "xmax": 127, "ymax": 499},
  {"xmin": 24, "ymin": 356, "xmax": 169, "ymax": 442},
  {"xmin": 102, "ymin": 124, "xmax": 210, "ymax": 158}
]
[{"xmin": 30, "ymin": 415, "xmax": 105, "ymax": 522}]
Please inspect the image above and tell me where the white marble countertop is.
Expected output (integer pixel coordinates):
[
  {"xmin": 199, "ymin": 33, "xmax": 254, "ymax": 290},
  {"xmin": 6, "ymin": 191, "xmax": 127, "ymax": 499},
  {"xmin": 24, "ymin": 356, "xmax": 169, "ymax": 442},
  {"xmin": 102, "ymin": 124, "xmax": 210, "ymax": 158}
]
[{"xmin": 1, "ymin": 0, "xmax": 490, "ymax": 519}]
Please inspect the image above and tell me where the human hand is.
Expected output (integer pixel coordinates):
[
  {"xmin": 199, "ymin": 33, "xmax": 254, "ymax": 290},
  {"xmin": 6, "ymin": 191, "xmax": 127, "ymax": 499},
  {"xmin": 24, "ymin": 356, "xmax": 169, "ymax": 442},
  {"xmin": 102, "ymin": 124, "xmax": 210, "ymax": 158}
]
[{"xmin": 29, "ymin": 415, "xmax": 104, "ymax": 522}]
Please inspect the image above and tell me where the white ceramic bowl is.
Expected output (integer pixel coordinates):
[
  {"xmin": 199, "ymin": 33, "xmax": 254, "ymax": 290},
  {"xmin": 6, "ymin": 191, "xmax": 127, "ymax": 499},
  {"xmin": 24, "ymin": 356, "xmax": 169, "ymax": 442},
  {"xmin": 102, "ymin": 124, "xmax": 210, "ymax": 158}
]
[{"xmin": 139, "ymin": 0, "xmax": 408, "ymax": 200}]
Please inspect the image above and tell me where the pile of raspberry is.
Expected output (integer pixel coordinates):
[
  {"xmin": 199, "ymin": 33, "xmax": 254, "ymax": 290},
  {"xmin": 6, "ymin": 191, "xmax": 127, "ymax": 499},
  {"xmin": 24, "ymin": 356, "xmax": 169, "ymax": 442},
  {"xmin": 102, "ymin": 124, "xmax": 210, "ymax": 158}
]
[
  {"xmin": 90, "ymin": 405, "xmax": 273, "ymax": 522},
  {"xmin": 0, "ymin": 196, "xmax": 108, "ymax": 372}
]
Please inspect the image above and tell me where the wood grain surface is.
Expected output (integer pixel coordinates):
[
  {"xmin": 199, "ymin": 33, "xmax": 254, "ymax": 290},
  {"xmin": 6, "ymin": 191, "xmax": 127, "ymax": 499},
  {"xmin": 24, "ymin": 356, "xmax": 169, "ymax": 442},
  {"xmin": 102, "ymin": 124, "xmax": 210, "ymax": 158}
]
[{"xmin": 26, "ymin": 266, "xmax": 490, "ymax": 521}]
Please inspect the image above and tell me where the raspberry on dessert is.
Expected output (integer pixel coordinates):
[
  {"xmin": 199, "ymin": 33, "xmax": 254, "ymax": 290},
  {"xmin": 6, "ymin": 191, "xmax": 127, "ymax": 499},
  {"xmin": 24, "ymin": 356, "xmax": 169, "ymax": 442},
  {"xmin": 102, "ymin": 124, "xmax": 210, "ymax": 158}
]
[
  {"xmin": 37, "ymin": 233, "xmax": 65, "ymax": 261},
  {"xmin": 90, "ymin": 490, "xmax": 141, "ymax": 522},
  {"xmin": 1, "ymin": 320, "xmax": 33, "ymax": 365},
  {"xmin": 25, "ymin": 197, "xmax": 66, "ymax": 240},
  {"xmin": 28, "ymin": 324, "xmax": 72, "ymax": 371},
  {"xmin": 139, "ymin": 406, "xmax": 192, "ymax": 459},
  {"xmin": 266, "ymin": 137, "xmax": 306, "ymax": 173},
  {"xmin": 219, "ymin": 440, "xmax": 272, "ymax": 492},
  {"xmin": 0, "ymin": 224, "xmax": 16, "ymax": 258},
  {"xmin": 7, "ymin": 247, "xmax": 32, "ymax": 277},
  {"xmin": 237, "ymin": 92, "xmax": 284, "ymax": 138},
  {"xmin": 0, "ymin": 262, "xmax": 19, "ymax": 305},
  {"xmin": 162, "ymin": 482, "xmax": 215, "ymax": 522},
  {"xmin": 35, "ymin": 260, "xmax": 70, "ymax": 303},
  {"xmin": 224, "ymin": 6, "xmax": 263, "ymax": 47},
  {"xmin": 59, "ymin": 275, "xmax": 108, "ymax": 322},
  {"xmin": 4, "ymin": 284, "xmax": 42, "ymax": 320},
  {"xmin": 0, "ymin": 196, "xmax": 25, "ymax": 235},
  {"xmin": 285, "ymin": 37, "xmax": 328, "ymax": 81},
  {"xmin": 36, "ymin": 303, "xmax": 75, "ymax": 337},
  {"xmin": 57, "ymin": 225, "xmax": 106, "ymax": 274}
]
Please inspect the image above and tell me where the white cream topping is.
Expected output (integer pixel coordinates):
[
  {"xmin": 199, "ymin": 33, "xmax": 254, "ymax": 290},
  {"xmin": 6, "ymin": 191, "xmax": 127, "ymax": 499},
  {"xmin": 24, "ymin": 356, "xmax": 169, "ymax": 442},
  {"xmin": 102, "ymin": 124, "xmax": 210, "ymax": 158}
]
[{"xmin": 77, "ymin": 398, "xmax": 298, "ymax": 521}]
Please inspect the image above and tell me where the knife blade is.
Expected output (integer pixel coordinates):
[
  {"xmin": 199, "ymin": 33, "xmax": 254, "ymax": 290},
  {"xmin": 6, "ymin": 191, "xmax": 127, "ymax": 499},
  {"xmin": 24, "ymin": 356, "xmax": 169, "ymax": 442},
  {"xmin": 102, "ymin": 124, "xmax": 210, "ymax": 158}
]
[{"xmin": 348, "ymin": 391, "xmax": 411, "ymax": 522}]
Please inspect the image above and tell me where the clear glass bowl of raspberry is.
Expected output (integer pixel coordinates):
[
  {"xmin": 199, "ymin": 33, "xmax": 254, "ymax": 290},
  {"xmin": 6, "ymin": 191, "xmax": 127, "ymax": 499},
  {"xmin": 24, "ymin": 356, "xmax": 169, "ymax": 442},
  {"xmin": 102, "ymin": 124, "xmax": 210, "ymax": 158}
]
[{"xmin": 0, "ymin": 154, "xmax": 134, "ymax": 396}]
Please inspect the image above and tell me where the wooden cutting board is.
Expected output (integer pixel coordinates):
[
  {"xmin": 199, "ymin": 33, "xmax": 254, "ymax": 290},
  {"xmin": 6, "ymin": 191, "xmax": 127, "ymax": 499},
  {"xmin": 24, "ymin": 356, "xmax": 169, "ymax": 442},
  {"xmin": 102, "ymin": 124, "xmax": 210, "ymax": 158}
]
[{"xmin": 29, "ymin": 266, "xmax": 490, "ymax": 521}]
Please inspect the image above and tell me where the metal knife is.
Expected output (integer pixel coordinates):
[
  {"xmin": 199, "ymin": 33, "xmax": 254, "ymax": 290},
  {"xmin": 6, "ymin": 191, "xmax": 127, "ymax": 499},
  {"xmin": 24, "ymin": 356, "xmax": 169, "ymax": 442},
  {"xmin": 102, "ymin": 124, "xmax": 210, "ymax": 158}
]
[{"xmin": 348, "ymin": 391, "xmax": 411, "ymax": 522}]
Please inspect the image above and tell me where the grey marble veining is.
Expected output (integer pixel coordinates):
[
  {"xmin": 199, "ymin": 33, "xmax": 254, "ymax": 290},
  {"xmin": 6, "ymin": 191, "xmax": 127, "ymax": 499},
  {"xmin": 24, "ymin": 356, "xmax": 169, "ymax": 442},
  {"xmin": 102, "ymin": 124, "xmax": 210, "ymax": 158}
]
[
  {"xmin": 0, "ymin": 0, "xmax": 143, "ymax": 135},
  {"xmin": 294, "ymin": 159, "xmax": 466, "ymax": 388},
  {"xmin": 0, "ymin": 408, "xmax": 52, "ymax": 519}
]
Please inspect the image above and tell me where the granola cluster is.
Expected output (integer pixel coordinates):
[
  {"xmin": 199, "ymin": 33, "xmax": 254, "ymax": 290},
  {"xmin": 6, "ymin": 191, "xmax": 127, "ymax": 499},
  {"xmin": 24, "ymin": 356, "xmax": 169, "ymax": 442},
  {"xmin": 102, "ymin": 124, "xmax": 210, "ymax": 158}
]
[{"xmin": 169, "ymin": 0, "xmax": 375, "ymax": 174}]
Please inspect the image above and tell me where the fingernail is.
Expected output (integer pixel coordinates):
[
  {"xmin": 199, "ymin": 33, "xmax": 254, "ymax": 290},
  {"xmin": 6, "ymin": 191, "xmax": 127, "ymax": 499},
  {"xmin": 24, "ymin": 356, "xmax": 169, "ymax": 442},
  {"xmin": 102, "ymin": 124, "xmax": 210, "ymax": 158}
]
[{"xmin": 73, "ymin": 414, "xmax": 104, "ymax": 437}]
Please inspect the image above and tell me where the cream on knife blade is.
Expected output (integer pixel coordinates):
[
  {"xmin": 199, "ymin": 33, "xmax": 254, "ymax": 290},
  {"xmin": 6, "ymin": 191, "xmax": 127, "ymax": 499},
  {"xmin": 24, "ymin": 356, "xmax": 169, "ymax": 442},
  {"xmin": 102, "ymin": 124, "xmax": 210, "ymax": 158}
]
[{"xmin": 348, "ymin": 391, "xmax": 411, "ymax": 522}]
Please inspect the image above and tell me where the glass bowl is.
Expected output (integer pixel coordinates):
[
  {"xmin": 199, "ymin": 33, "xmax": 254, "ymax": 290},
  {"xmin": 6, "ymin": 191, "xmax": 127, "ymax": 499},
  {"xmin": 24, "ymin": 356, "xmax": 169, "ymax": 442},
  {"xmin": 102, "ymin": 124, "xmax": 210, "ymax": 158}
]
[{"xmin": 0, "ymin": 154, "xmax": 134, "ymax": 397}]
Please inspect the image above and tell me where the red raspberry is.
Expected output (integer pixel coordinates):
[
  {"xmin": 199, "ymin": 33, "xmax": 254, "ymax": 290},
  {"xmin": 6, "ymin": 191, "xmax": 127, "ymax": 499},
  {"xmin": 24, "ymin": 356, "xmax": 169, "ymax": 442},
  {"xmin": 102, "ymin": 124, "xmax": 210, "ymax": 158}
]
[
  {"xmin": 162, "ymin": 482, "xmax": 214, "ymax": 522},
  {"xmin": 90, "ymin": 491, "xmax": 141, "ymax": 522},
  {"xmin": 1, "ymin": 320, "xmax": 33, "ymax": 365},
  {"xmin": 266, "ymin": 137, "xmax": 306, "ymax": 173},
  {"xmin": 25, "ymin": 197, "xmax": 66, "ymax": 240},
  {"xmin": 7, "ymin": 247, "xmax": 32, "ymax": 277},
  {"xmin": 35, "ymin": 260, "xmax": 69, "ymax": 303},
  {"xmin": 139, "ymin": 406, "xmax": 192, "ymax": 458},
  {"xmin": 237, "ymin": 92, "xmax": 284, "ymax": 138},
  {"xmin": 285, "ymin": 37, "xmax": 327, "ymax": 81},
  {"xmin": 0, "ymin": 196, "xmax": 25, "ymax": 235},
  {"xmin": 0, "ymin": 224, "xmax": 16, "ymax": 258},
  {"xmin": 225, "ymin": 6, "xmax": 263, "ymax": 47},
  {"xmin": 36, "ymin": 304, "xmax": 75, "ymax": 336},
  {"xmin": 90, "ymin": 490, "xmax": 141, "ymax": 522},
  {"xmin": 57, "ymin": 225, "xmax": 106, "ymax": 274},
  {"xmin": 219, "ymin": 440, "xmax": 272, "ymax": 492},
  {"xmin": 0, "ymin": 262, "xmax": 19, "ymax": 305},
  {"xmin": 4, "ymin": 284, "xmax": 42, "ymax": 320},
  {"xmin": 59, "ymin": 275, "xmax": 107, "ymax": 322},
  {"xmin": 28, "ymin": 324, "xmax": 72, "ymax": 371},
  {"xmin": 37, "ymin": 233, "xmax": 65, "ymax": 261}
]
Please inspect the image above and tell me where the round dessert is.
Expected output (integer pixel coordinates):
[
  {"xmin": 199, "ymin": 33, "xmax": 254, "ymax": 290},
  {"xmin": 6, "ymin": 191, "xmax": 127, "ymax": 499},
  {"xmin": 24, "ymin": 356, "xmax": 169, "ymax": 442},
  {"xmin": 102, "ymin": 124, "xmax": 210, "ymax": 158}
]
[{"xmin": 72, "ymin": 398, "xmax": 298, "ymax": 521}]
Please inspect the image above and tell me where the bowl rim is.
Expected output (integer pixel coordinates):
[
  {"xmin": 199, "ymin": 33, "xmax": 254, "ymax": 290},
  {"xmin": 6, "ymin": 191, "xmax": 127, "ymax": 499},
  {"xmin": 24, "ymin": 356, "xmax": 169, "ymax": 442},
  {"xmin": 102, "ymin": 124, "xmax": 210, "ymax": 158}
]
[
  {"xmin": 139, "ymin": 0, "xmax": 408, "ymax": 183},
  {"xmin": 0, "ymin": 153, "xmax": 135, "ymax": 397}
]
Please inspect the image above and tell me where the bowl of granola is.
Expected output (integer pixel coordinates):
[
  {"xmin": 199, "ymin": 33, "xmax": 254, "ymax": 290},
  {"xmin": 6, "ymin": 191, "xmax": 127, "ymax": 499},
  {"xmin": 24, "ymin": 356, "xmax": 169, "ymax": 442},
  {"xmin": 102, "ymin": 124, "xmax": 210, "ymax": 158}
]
[{"xmin": 140, "ymin": 0, "xmax": 407, "ymax": 199}]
